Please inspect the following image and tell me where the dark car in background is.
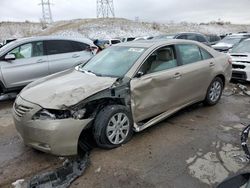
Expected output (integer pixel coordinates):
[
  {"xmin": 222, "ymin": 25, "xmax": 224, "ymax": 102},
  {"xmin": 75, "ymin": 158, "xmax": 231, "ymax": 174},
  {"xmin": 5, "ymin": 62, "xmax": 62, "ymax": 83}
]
[
  {"xmin": 153, "ymin": 32, "xmax": 210, "ymax": 46},
  {"xmin": 212, "ymin": 33, "xmax": 250, "ymax": 53},
  {"xmin": 206, "ymin": 34, "xmax": 221, "ymax": 45}
]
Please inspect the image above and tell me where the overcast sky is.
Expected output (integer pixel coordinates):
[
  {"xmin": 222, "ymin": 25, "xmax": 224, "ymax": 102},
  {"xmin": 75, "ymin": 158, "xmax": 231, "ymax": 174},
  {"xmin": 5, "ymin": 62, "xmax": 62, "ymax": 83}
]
[{"xmin": 1, "ymin": 0, "xmax": 250, "ymax": 24}]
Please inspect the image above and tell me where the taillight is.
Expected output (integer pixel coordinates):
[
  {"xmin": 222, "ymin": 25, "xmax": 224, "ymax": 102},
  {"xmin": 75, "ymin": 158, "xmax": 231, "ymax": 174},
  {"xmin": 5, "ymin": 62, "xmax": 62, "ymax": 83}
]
[{"xmin": 228, "ymin": 58, "xmax": 232, "ymax": 65}]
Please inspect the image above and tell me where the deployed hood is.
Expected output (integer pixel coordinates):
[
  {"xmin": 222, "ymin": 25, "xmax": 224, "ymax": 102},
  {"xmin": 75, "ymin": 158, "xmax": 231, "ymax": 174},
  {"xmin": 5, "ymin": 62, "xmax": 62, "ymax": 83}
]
[{"xmin": 20, "ymin": 69, "xmax": 117, "ymax": 109}]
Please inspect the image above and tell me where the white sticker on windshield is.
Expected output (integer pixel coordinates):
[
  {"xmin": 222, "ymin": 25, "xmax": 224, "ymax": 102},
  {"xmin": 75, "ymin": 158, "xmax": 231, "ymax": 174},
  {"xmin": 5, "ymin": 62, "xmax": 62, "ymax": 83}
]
[{"xmin": 128, "ymin": 48, "xmax": 144, "ymax": 53}]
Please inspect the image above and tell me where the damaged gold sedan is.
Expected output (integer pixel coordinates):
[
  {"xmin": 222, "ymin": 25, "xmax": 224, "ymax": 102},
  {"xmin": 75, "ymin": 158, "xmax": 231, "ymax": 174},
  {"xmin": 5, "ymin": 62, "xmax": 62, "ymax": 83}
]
[{"xmin": 13, "ymin": 40, "xmax": 232, "ymax": 156}]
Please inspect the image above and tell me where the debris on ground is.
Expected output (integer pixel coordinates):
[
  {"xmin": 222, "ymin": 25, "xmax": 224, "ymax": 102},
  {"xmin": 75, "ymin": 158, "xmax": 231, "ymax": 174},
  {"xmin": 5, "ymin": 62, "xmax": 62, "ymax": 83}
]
[
  {"xmin": 27, "ymin": 153, "xmax": 89, "ymax": 188},
  {"xmin": 12, "ymin": 179, "xmax": 25, "ymax": 188},
  {"xmin": 223, "ymin": 84, "xmax": 250, "ymax": 97},
  {"xmin": 241, "ymin": 124, "xmax": 250, "ymax": 160},
  {"xmin": 95, "ymin": 167, "xmax": 101, "ymax": 173},
  {"xmin": 237, "ymin": 84, "xmax": 250, "ymax": 96}
]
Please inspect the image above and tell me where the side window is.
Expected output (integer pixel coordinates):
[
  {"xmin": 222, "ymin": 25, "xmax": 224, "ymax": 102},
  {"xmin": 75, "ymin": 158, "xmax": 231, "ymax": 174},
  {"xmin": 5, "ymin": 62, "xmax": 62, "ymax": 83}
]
[
  {"xmin": 8, "ymin": 43, "xmax": 32, "ymax": 59},
  {"xmin": 177, "ymin": 34, "xmax": 187, "ymax": 39},
  {"xmin": 186, "ymin": 34, "xmax": 197, "ymax": 41},
  {"xmin": 71, "ymin": 41, "xmax": 89, "ymax": 52},
  {"xmin": 139, "ymin": 45, "xmax": 178, "ymax": 75},
  {"xmin": 197, "ymin": 35, "xmax": 207, "ymax": 43},
  {"xmin": 111, "ymin": 40, "xmax": 120, "ymax": 44},
  {"xmin": 177, "ymin": 44, "xmax": 202, "ymax": 65},
  {"xmin": 127, "ymin": 38, "xmax": 135, "ymax": 42},
  {"xmin": 46, "ymin": 40, "xmax": 74, "ymax": 55},
  {"xmin": 32, "ymin": 41, "xmax": 44, "ymax": 57},
  {"xmin": 200, "ymin": 48, "xmax": 213, "ymax": 60}
]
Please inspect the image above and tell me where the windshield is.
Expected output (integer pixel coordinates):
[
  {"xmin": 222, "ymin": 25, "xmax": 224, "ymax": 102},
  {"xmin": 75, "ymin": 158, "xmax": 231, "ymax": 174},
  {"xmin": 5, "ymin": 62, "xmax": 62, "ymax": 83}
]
[
  {"xmin": 79, "ymin": 46, "xmax": 145, "ymax": 77},
  {"xmin": 219, "ymin": 36, "xmax": 244, "ymax": 45},
  {"xmin": 231, "ymin": 40, "xmax": 250, "ymax": 53}
]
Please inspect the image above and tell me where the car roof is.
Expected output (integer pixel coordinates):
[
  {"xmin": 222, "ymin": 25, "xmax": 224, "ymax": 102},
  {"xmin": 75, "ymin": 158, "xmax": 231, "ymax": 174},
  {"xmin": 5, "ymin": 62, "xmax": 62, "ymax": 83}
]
[
  {"xmin": 0, "ymin": 36, "xmax": 94, "ymax": 56},
  {"xmin": 115, "ymin": 39, "xmax": 203, "ymax": 48},
  {"xmin": 175, "ymin": 32, "xmax": 206, "ymax": 36},
  {"xmin": 12, "ymin": 36, "xmax": 94, "ymax": 45}
]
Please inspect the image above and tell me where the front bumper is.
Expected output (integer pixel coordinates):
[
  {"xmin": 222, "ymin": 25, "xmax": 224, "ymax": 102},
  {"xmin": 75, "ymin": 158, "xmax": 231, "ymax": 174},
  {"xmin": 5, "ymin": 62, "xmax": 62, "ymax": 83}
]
[
  {"xmin": 232, "ymin": 62, "xmax": 250, "ymax": 81},
  {"xmin": 13, "ymin": 96, "xmax": 93, "ymax": 156}
]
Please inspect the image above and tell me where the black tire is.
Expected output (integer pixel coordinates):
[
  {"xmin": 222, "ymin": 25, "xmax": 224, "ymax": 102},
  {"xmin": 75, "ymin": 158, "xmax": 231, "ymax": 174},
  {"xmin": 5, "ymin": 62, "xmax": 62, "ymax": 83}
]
[
  {"xmin": 93, "ymin": 105, "xmax": 133, "ymax": 149},
  {"xmin": 204, "ymin": 77, "xmax": 223, "ymax": 106}
]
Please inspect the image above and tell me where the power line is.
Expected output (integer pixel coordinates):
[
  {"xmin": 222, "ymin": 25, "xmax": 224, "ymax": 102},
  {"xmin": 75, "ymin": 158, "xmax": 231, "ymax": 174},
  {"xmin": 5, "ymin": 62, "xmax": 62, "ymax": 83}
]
[
  {"xmin": 97, "ymin": 0, "xmax": 115, "ymax": 18},
  {"xmin": 40, "ymin": 0, "xmax": 53, "ymax": 24}
]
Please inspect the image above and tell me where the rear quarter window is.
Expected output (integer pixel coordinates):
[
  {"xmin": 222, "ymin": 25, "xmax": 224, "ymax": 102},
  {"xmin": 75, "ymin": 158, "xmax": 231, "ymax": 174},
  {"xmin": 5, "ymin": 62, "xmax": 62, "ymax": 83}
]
[{"xmin": 200, "ymin": 48, "xmax": 213, "ymax": 60}]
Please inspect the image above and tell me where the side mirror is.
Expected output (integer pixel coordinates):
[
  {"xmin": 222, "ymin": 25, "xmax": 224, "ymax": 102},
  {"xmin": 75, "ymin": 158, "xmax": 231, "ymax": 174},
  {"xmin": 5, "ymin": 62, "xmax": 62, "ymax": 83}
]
[
  {"xmin": 4, "ymin": 54, "xmax": 16, "ymax": 61},
  {"xmin": 135, "ymin": 71, "xmax": 144, "ymax": 78}
]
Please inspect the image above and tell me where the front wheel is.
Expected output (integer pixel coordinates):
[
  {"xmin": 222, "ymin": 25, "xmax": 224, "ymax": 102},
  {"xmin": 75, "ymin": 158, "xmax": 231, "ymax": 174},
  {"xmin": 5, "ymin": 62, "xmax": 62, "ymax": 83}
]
[
  {"xmin": 204, "ymin": 77, "xmax": 223, "ymax": 106},
  {"xmin": 93, "ymin": 105, "xmax": 133, "ymax": 149}
]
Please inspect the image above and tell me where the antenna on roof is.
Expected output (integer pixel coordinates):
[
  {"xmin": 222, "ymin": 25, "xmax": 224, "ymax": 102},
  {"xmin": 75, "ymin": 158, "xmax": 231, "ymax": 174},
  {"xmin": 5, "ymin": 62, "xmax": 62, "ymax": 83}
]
[{"xmin": 97, "ymin": 0, "xmax": 115, "ymax": 18}]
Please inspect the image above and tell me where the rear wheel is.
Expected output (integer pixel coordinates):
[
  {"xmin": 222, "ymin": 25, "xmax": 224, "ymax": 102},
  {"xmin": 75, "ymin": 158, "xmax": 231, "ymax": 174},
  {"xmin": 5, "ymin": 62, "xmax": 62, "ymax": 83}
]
[
  {"xmin": 204, "ymin": 77, "xmax": 223, "ymax": 106},
  {"xmin": 93, "ymin": 105, "xmax": 133, "ymax": 149}
]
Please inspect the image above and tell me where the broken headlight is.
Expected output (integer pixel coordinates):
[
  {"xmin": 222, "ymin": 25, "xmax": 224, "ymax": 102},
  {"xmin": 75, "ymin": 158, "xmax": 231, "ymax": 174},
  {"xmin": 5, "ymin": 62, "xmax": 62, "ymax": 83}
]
[
  {"xmin": 32, "ymin": 109, "xmax": 71, "ymax": 120},
  {"xmin": 72, "ymin": 109, "xmax": 86, "ymax": 119},
  {"xmin": 32, "ymin": 108, "xmax": 86, "ymax": 120}
]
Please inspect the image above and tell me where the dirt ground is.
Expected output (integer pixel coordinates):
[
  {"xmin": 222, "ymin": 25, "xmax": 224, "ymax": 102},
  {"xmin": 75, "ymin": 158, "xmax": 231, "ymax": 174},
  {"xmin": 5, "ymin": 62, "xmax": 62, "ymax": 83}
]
[{"xmin": 1, "ymin": 83, "xmax": 250, "ymax": 188}]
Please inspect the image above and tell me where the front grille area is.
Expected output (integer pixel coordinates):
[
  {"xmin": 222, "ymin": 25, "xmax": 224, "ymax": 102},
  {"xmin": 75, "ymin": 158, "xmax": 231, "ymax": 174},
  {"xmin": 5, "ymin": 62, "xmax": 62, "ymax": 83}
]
[
  {"xmin": 14, "ymin": 103, "xmax": 33, "ymax": 117},
  {"xmin": 232, "ymin": 71, "xmax": 247, "ymax": 80},
  {"xmin": 232, "ymin": 64, "xmax": 246, "ymax": 69}
]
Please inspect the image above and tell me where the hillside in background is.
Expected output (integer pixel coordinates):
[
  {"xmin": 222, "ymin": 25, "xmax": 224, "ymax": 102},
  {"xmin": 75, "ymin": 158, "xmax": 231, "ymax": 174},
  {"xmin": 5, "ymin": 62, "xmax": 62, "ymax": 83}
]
[{"xmin": 1, "ymin": 18, "xmax": 250, "ymax": 41}]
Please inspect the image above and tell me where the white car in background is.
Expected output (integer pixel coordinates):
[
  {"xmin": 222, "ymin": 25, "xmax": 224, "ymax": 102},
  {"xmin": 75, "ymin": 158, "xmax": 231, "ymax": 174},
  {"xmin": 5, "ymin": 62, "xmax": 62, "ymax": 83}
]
[
  {"xmin": 212, "ymin": 33, "xmax": 250, "ymax": 53},
  {"xmin": 230, "ymin": 38, "xmax": 250, "ymax": 81},
  {"xmin": 134, "ymin": 36, "xmax": 153, "ymax": 41},
  {"xmin": 104, "ymin": 39, "xmax": 121, "ymax": 47}
]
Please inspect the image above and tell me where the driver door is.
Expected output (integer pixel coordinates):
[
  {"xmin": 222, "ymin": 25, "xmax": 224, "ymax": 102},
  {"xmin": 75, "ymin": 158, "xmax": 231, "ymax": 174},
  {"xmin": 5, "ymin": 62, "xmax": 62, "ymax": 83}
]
[
  {"xmin": 130, "ymin": 45, "xmax": 182, "ymax": 123},
  {"xmin": 1, "ymin": 41, "xmax": 49, "ymax": 88}
]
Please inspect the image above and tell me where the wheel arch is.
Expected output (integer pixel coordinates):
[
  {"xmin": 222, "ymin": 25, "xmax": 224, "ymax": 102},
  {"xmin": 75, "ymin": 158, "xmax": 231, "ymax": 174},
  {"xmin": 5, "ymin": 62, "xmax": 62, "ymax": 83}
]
[{"xmin": 215, "ymin": 74, "xmax": 226, "ymax": 88}]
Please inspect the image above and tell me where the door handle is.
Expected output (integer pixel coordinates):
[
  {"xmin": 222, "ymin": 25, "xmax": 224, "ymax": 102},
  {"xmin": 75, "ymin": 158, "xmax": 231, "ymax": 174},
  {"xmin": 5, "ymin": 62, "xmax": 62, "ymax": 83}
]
[
  {"xmin": 173, "ymin": 72, "xmax": 182, "ymax": 79},
  {"xmin": 72, "ymin": 54, "xmax": 80, "ymax": 58},
  {"xmin": 209, "ymin": 62, "xmax": 215, "ymax": 67},
  {"xmin": 36, "ymin": 59, "xmax": 47, "ymax": 63}
]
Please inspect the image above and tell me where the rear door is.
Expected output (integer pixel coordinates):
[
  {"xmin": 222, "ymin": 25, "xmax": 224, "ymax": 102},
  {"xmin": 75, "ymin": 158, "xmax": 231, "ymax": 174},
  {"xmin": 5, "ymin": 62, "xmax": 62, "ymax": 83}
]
[
  {"xmin": 45, "ymin": 40, "xmax": 92, "ymax": 74},
  {"xmin": 174, "ymin": 43, "xmax": 214, "ymax": 104},
  {"xmin": 1, "ymin": 41, "xmax": 49, "ymax": 88}
]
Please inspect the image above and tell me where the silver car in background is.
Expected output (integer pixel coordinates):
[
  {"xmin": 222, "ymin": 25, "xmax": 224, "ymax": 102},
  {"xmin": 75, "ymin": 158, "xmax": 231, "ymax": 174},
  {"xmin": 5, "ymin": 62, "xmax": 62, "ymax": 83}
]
[{"xmin": 0, "ymin": 36, "xmax": 96, "ymax": 94}]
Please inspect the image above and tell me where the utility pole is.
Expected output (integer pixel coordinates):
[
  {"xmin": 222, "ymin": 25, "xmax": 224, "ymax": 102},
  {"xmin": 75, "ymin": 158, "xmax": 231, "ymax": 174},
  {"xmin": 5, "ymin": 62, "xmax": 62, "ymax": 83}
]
[
  {"xmin": 40, "ymin": 0, "xmax": 53, "ymax": 24},
  {"xmin": 97, "ymin": 0, "xmax": 115, "ymax": 18}
]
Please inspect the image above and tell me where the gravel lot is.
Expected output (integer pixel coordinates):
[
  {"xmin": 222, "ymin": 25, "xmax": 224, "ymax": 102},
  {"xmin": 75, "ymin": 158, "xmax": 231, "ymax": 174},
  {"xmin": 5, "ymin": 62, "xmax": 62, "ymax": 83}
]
[{"xmin": 0, "ymin": 83, "xmax": 250, "ymax": 188}]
